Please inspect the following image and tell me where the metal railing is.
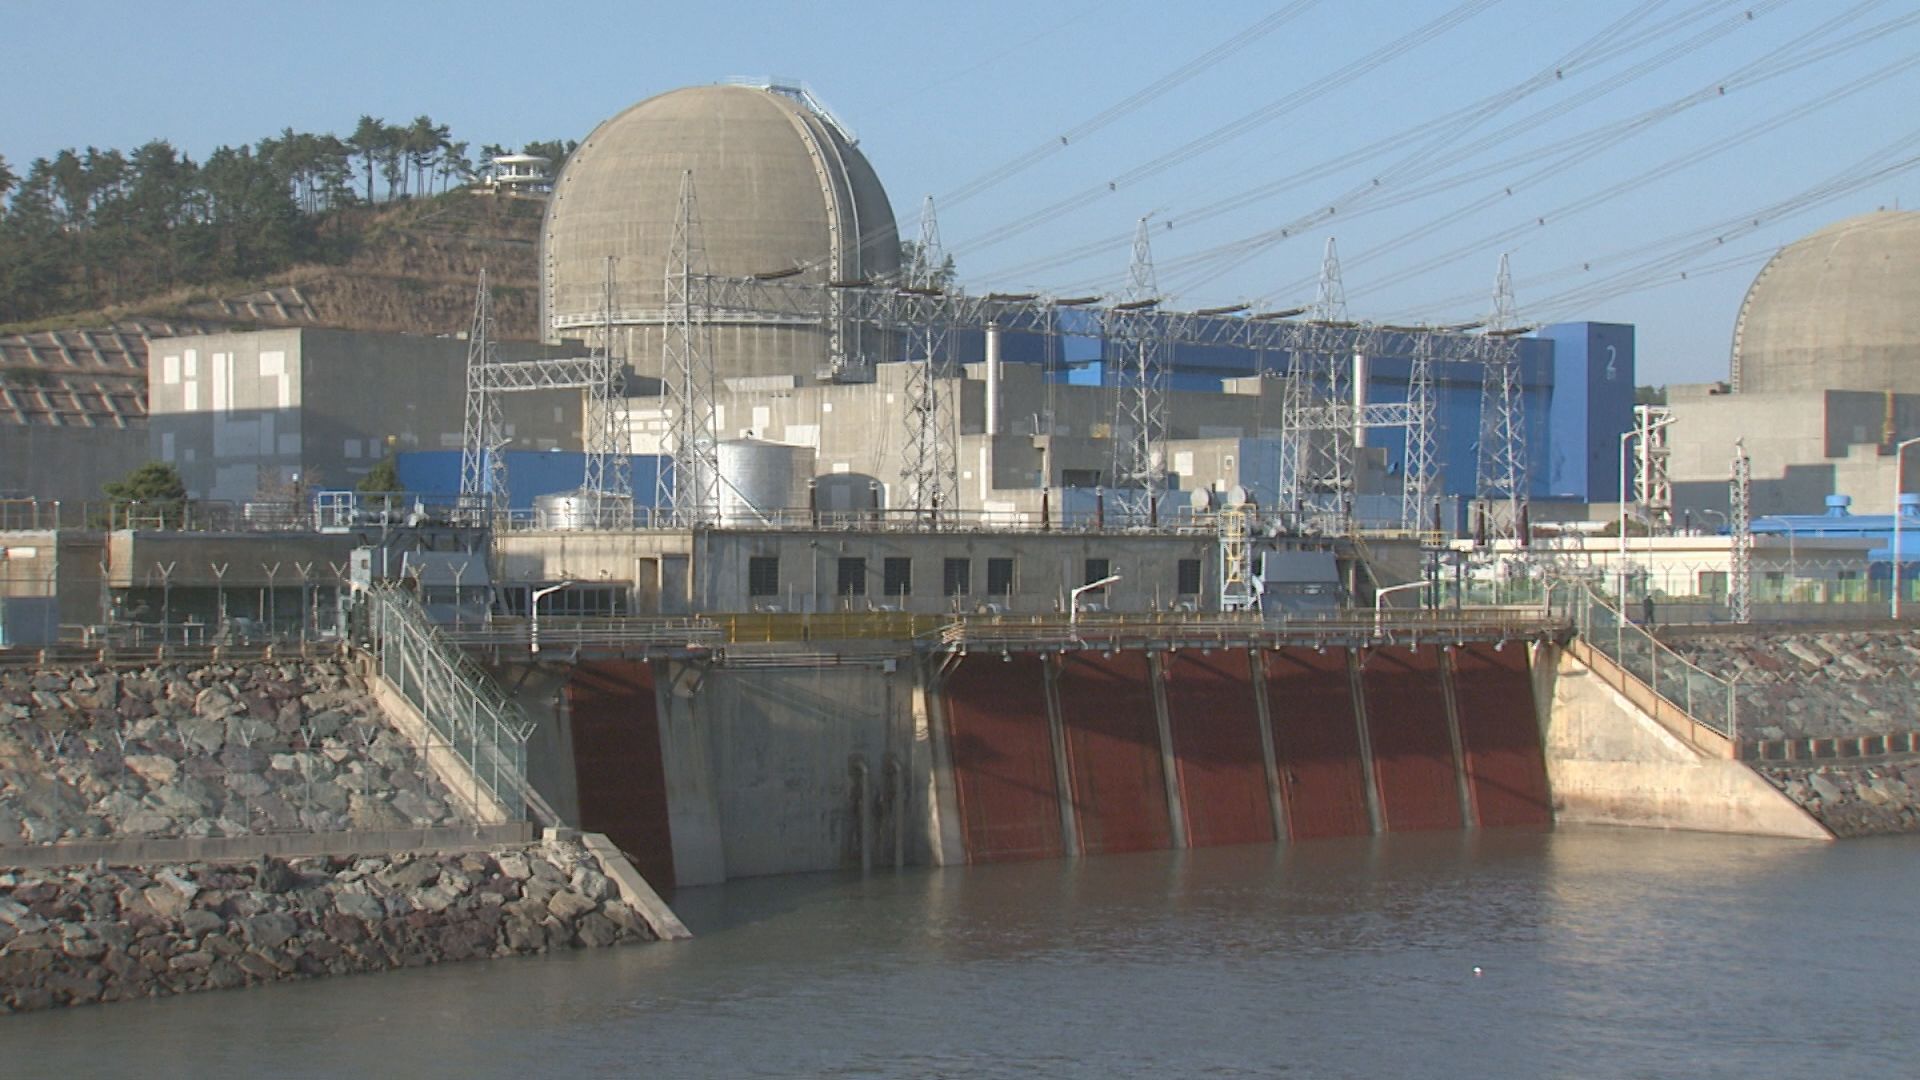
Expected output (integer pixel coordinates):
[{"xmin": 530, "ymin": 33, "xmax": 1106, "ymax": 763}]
[
  {"xmin": 1549, "ymin": 580, "xmax": 1737, "ymax": 738},
  {"xmin": 0, "ymin": 497, "xmax": 337, "ymax": 533},
  {"xmin": 438, "ymin": 615, "xmax": 725, "ymax": 652},
  {"xmin": 362, "ymin": 584, "xmax": 541, "ymax": 822},
  {"xmin": 934, "ymin": 606, "xmax": 1567, "ymax": 651}
]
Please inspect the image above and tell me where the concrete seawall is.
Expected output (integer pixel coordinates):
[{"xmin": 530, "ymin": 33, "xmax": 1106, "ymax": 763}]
[
  {"xmin": 540, "ymin": 641, "xmax": 1558, "ymax": 884},
  {"xmin": 1539, "ymin": 644, "xmax": 1831, "ymax": 840}
]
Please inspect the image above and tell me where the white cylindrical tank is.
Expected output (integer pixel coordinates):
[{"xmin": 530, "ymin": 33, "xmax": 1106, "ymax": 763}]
[
  {"xmin": 716, "ymin": 439, "xmax": 815, "ymax": 524},
  {"xmin": 533, "ymin": 490, "xmax": 633, "ymax": 530}
]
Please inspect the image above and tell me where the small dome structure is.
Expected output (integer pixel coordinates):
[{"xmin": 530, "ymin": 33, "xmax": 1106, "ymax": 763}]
[
  {"xmin": 541, "ymin": 83, "xmax": 900, "ymax": 382},
  {"xmin": 1731, "ymin": 210, "xmax": 1920, "ymax": 394}
]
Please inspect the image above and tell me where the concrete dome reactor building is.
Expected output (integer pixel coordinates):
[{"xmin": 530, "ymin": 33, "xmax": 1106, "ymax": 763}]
[
  {"xmin": 1731, "ymin": 210, "xmax": 1920, "ymax": 394},
  {"xmin": 540, "ymin": 83, "xmax": 902, "ymax": 382}
]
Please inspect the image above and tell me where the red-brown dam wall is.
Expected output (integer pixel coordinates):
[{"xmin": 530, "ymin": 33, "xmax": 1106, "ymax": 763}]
[
  {"xmin": 566, "ymin": 660, "xmax": 676, "ymax": 890},
  {"xmin": 1164, "ymin": 650, "xmax": 1276, "ymax": 848},
  {"xmin": 1266, "ymin": 648, "xmax": 1372, "ymax": 840},
  {"xmin": 942, "ymin": 653, "xmax": 1064, "ymax": 862},
  {"xmin": 1056, "ymin": 652, "xmax": 1173, "ymax": 855},
  {"xmin": 1452, "ymin": 644, "xmax": 1552, "ymax": 827},
  {"xmin": 935, "ymin": 642, "xmax": 1553, "ymax": 863},
  {"xmin": 1358, "ymin": 646, "xmax": 1463, "ymax": 833}
]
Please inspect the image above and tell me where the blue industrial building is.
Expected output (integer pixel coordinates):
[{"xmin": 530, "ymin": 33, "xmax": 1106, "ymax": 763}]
[
  {"xmin": 1751, "ymin": 494, "xmax": 1920, "ymax": 575},
  {"xmin": 967, "ymin": 319, "xmax": 1635, "ymax": 505},
  {"xmin": 394, "ymin": 451, "xmax": 668, "ymax": 511}
]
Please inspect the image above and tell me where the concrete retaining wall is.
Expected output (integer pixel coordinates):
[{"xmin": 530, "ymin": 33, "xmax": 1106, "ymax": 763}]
[
  {"xmin": 1540, "ymin": 644, "xmax": 1830, "ymax": 839},
  {"xmin": 656, "ymin": 653, "xmax": 916, "ymax": 886}
]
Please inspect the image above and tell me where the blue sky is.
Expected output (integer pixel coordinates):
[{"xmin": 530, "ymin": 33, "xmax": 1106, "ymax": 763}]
[{"xmin": 7, "ymin": 0, "xmax": 1917, "ymax": 386}]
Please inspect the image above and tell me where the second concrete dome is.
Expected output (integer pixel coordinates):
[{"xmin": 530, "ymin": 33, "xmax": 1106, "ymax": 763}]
[
  {"xmin": 541, "ymin": 83, "xmax": 901, "ymax": 381},
  {"xmin": 1731, "ymin": 210, "xmax": 1920, "ymax": 394}
]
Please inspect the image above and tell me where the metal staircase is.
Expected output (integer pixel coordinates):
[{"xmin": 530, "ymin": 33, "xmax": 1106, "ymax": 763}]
[{"xmin": 362, "ymin": 584, "xmax": 559, "ymax": 825}]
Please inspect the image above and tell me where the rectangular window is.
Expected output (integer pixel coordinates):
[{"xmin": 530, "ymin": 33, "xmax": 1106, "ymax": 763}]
[
  {"xmin": 883, "ymin": 557, "xmax": 912, "ymax": 597},
  {"xmin": 748, "ymin": 556, "xmax": 780, "ymax": 597},
  {"xmin": 943, "ymin": 557, "xmax": 971, "ymax": 597},
  {"xmin": 515, "ymin": 583, "xmax": 629, "ymax": 616},
  {"xmin": 1177, "ymin": 558, "xmax": 1203, "ymax": 596},
  {"xmin": 1083, "ymin": 558, "xmax": 1112, "ymax": 593},
  {"xmin": 1697, "ymin": 570, "xmax": 1727, "ymax": 601},
  {"xmin": 987, "ymin": 557, "xmax": 1015, "ymax": 596},
  {"xmin": 1061, "ymin": 468, "xmax": 1102, "ymax": 488},
  {"xmin": 837, "ymin": 557, "xmax": 867, "ymax": 597}
]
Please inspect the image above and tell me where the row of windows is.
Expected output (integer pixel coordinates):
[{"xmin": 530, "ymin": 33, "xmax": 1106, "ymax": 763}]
[
  {"xmin": 495, "ymin": 583, "xmax": 631, "ymax": 617},
  {"xmin": 745, "ymin": 556, "xmax": 1206, "ymax": 598}
]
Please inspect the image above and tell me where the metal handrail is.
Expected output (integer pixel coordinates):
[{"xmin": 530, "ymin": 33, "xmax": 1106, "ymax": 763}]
[
  {"xmin": 934, "ymin": 607, "xmax": 1568, "ymax": 650},
  {"xmin": 362, "ymin": 585, "xmax": 543, "ymax": 822},
  {"xmin": 438, "ymin": 616, "xmax": 725, "ymax": 650},
  {"xmin": 1547, "ymin": 579, "xmax": 1737, "ymax": 737}
]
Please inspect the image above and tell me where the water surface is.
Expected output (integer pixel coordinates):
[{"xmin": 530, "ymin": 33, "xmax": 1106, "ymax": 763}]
[{"xmin": 8, "ymin": 826, "xmax": 1913, "ymax": 1078}]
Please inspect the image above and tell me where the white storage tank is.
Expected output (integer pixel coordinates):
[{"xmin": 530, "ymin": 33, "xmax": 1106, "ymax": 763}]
[
  {"xmin": 533, "ymin": 489, "xmax": 633, "ymax": 530},
  {"xmin": 716, "ymin": 439, "xmax": 814, "ymax": 525}
]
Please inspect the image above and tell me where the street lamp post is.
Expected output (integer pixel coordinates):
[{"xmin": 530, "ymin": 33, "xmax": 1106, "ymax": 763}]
[
  {"xmin": 530, "ymin": 580, "xmax": 574, "ymax": 654},
  {"xmin": 1373, "ymin": 580, "xmax": 1433, "ymax": 635},
  {"xmin": 1070, "ymin": 574, "xmax": 1122, "ymax": 625},
  {"xmin": 1893, "ymin": 437, "xmax": 1920, "ymax": 620}
]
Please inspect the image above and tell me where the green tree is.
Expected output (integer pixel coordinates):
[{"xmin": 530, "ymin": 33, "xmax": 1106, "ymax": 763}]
[
  {"xmin": 519, "ymin": 139, "xmax": 578, "ymax": 167},
  {"xmin": 200, "ymin": 144, "xmax": 300, "ymax": 278},
  {"xmin": 348, "ymin": 114, "xmax": 387, "ymax": 203},
  {"xmin": 358, "ymin": 456, "xmax": 403, "ymax": 494},
  {"xmin": 0, "ymin": 157, "xmax": 71, "ymax": 321},
  {"xmin": 403, "ymin": 115, "xmax": 449, "ymax": 197},
  {"xmin": 103, "ymin": 462, "xmax": 189, "ymax": 527},
  {"xmin": 899, "ymin": 239, "xmax": 958, "ymax": 290}
]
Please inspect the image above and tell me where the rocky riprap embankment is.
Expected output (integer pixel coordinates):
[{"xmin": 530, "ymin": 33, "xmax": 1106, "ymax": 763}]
[
  {"xmin": 0, "ymin": 661, "xmax": 468, "ymax": 845},
  {"xmin": 1663, "ymin": 630, "xmax": 1920, "ymax": 740},
  {"xmin": 1754, "ymin": 762, "xmax": 1920, "ymax": 838},
  {"xmin": 0, "ymin": 840, "xmax": 654, "ymax": 1012}
]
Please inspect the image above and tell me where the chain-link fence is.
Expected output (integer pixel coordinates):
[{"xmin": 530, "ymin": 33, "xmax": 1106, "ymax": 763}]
[
  {"xmin": 362, "ymin": 584, "xmax": 541, "ymax": 822},
  {"xmin": 1548, "ymin": 581, "xmax": 1737, "ymax": 737}
]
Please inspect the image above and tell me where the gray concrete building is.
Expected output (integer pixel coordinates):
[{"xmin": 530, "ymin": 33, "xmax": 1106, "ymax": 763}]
[
  {"xmin": 493, "ymin": 525, "xmax": 1340, "ymax": 617},
  {"xmin": 147, "ymin": 328, "xmax": 582, "ymax": 502},
  {"xmin": 625, "ymin": 357, "xmax": 1387, "ymax": 522}
]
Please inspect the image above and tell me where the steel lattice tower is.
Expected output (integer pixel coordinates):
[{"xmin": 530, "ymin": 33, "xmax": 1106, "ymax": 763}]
[
  {"xmin": 583, "ymin": 258, "xmax": 633, "ymax": 521},
  {"xmin": 459, "ymin": 270, "xmax": 509, "ymax": 521},
  {"xmin": 658, "ymin": 171, "xmax": 720, "ymax": 526},
  {"xmin": 1218, "ymin": 502, "xmax": 1258, "ymax": 611},
  {"xmin": 1109, "ymin": 217, "xmax": 1168, "ymax": 525},
  {"xmin": 1285, "ymin": 238, "xmax": 1355, "ymax": 531},
  {"xmin": 1631, "ymin": 404, "xmax": 1674, "ymax": 533},
  {"xmin": 1402, "ymin": 329, "xmax": 1439, "ymax": 531},
  {"xmin": 899, "ymin": 196, "xmax": 957, "ymax": 524},
  {"xmin": 1475, "ymin": 254, "xmax": 1528, "ymax": 544},
  {"xmin": 1730, "ymin": 439, "xmax": 1753, "ymax": 624}
]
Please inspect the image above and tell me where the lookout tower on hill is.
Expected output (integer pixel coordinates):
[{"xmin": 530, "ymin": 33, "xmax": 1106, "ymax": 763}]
[{"xmin": 486, "ymin": 153, "xmax": 552, "ymax": 196}]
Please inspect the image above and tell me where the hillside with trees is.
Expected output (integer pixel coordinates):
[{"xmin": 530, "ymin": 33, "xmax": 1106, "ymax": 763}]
[{"xmin": 0, "ymin": 116, "xmax": 577, "ymax": 338}]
